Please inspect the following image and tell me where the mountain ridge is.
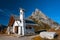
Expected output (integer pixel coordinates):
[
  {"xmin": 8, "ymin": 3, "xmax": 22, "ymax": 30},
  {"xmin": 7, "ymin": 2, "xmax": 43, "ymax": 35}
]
[{"xmin": 29, "ymin": 8, "xmax": 60, "ymax": 30}]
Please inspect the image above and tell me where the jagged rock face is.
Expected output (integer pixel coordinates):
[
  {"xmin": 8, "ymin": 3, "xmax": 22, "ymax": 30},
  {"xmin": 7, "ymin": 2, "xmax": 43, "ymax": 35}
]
[
  {"xmin": 32, "ymin": 9, "xmax": 47, "ymax": 20},
  {"xmin": 29, "ymin": 8, "xmax": 60, "ymax": 28}
]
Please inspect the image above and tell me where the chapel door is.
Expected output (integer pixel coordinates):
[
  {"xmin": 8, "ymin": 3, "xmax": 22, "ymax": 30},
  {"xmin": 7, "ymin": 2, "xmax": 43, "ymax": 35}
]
[{"xmin": 15, "ymin": 26, "xmax": 18, "ymax": 33}]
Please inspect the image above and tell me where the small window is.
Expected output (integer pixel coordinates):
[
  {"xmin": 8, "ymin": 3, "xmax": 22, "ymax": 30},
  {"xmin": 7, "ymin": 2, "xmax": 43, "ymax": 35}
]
[
  {"xmin": 29, "ymin": 27, "xmax": 32, "ymax": 29},
  {"xmin": 26, "ymin": 27, "xmax": 28, "ymax": 29},
  {"xmin": 26, "ymin": 27, "xmax": 32, "ymax": 29}
]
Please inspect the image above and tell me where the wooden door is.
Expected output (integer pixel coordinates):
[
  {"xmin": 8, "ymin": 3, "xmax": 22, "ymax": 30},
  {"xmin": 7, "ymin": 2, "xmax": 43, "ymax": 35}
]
[{"xmin": 15, "ymin": 26, "xmax": 18, "ymax": 33}]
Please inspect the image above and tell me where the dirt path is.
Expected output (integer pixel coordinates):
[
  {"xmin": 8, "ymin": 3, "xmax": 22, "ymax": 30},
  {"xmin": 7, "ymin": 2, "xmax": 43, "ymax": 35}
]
[{"xmin": 0, "ymin": 34, "xmax": 38, "ymax": 40}]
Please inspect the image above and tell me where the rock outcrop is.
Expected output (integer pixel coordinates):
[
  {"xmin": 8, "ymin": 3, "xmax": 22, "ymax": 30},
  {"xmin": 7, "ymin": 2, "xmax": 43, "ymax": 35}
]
[{"xmin": 29, "ymin": 8, "xmax": 60, "ymax": 30}]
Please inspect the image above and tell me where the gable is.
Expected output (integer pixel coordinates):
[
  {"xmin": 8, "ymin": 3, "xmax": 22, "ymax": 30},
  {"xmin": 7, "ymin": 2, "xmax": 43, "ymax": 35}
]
[
  {"xmin": 13, "ymin": 21, "xmax": 21, "ymax": 27},
  {"xmin": 8, "ymin": 16, "xmax": 15, "ymax": 27}
]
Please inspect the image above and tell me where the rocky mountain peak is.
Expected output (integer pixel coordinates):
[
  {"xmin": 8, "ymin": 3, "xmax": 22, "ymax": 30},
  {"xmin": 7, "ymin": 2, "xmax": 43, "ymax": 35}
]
[
  {"xmin": 29, "ymin": 8, "xmax": 60, "ymax": 29},
  {"xmin": 32, "ymin": 8, "xmax": 48, "ymax": 20}
]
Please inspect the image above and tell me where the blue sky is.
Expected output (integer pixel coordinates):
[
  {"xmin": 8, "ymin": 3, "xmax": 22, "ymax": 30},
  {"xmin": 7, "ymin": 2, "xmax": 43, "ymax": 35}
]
[{"xmin": 0, "ymin": 0, "xmax": 60, "ymax": 25}]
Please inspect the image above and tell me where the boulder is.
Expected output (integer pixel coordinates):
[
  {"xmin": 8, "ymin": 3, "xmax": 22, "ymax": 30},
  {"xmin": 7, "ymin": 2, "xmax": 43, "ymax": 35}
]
[{"xmin": 40, "ymin": 32, "xmax": 57, "ymax": 39}]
